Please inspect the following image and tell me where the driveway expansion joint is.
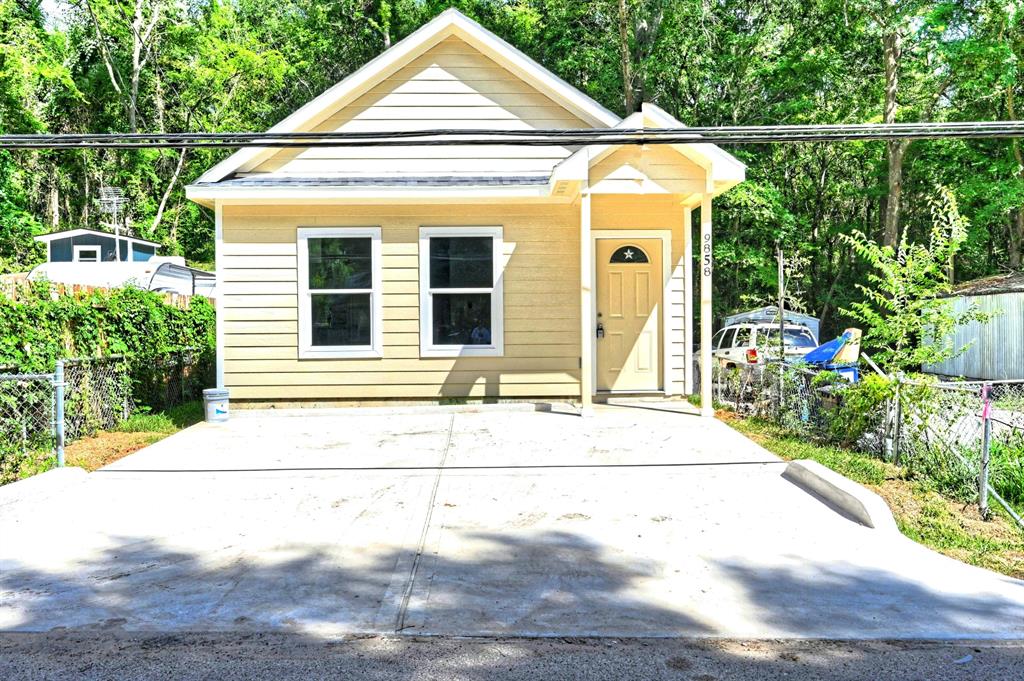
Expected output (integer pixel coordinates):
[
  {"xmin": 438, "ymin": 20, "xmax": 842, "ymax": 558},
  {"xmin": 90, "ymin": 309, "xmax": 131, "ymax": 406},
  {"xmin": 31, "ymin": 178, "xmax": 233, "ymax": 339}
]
[{"xmin": 394, "ymin": 413, "xmax": 455, "ymax": 633}]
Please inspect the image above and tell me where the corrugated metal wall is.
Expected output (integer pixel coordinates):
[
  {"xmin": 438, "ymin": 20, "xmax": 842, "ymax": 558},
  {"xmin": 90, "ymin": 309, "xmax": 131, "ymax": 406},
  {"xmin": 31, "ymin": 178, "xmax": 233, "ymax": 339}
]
[{"xmin": 925, "ymin": 292, "xmax": 1024, "ymax": 380}]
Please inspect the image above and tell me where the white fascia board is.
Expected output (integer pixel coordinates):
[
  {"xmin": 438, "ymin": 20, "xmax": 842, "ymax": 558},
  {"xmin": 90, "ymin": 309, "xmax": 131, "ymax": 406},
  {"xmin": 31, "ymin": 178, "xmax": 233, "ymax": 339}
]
[
  {"xmin": 185, "ymin": 183, "xmax": 562, "ymax": 204},
  {"xmin": 641, "ymin": 103, "xmax": 747, "ymax": 179},
  {"xmin": 196, "ymin": 15, "xmax": 455, "ymax": 184},
  {"xmin": 550, "ymin": 112, "xmax": 644, "ymax": 183},
  {"xmin": 550, "ymin": 106, "xmax": 747, "ymax": 191},
  {"xmin": 196, "ymin": 8, "xmax": 620, "ymax": 185}
]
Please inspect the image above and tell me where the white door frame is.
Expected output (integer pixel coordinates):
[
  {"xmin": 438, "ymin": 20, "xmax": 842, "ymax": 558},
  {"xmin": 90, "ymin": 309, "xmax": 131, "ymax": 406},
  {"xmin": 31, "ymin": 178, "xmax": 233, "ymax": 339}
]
[{"xmin": 590, "ymin": 230, "xmax": 672, "ymax": 394}]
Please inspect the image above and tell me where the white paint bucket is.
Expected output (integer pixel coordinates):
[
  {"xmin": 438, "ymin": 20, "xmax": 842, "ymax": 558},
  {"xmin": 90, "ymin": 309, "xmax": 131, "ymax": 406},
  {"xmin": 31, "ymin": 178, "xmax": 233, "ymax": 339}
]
[{"xmin": 202, "ymin": 388, "xmax": 230, "ymax": 423}]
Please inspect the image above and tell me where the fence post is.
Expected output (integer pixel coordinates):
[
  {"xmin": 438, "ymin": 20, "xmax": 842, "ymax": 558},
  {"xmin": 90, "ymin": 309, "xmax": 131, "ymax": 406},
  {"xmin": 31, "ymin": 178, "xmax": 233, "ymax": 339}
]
[
  {"xmin": 179, "ymin": 351, "xmax": 186, "ymax": 404},
  {"xmin": 54, "ymin": 360, "xmax": 65, "ymax": 468},
  {"xmin": 980, "ymin": 382, "xmax": 992, "ymax": 520},
  {"xmin": 892, "ymin": 374, "xmax": 903, "ymax": 464}
]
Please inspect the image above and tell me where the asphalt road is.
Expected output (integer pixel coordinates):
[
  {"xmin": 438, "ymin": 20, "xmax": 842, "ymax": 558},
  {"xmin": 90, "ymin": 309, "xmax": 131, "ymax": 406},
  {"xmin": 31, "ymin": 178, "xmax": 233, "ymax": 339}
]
[{"xmin": 2, "ymin": 633, "xmax": 1023, "ymax": 680}]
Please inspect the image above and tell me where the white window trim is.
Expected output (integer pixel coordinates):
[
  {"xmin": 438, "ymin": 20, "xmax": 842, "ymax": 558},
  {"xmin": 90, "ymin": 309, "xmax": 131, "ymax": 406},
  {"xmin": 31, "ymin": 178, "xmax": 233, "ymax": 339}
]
[
  {"xmin": 73, "ymin": 245, "xmax": 101, "ymax": 263},
  {"xmin": 297, "ymin": 226, "xmax": 383, "ymax": 359},
  {"xmin": 419, "ymin": 226, "xmax": 504, "ymax": 358}
]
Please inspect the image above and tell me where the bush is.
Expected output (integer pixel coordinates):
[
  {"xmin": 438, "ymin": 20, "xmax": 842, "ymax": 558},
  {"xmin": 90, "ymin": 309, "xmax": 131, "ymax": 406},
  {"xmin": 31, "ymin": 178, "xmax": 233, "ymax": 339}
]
[
  {"xmin": 990, "ymin": 434, "xmax": 1024, "ymax": 508},
  {"xmin": 0, "ymin": 281, "xmax": 216, "ymax": 414},
  {"xmin": 0, "ymin": 280, "xmax": 215, "ymax": 372},
  {"xmin": 828, "ymin": 373, "xmax": 894, "ymax": 448},
  {"xmin": 0, "ymin": 283, "xmax": 215, "ymax": 482}
]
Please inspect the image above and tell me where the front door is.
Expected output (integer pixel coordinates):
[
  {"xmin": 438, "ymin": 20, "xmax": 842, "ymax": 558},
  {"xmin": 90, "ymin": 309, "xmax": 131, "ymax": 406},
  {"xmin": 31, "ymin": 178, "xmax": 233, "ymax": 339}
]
[{"xmin": 595, "ymin": 238, "xmax": 662, "ymax": 392}]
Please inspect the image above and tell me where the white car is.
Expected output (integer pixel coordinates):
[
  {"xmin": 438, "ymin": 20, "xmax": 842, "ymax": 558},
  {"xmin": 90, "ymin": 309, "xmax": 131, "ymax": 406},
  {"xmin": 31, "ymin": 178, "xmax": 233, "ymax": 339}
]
[{"xmin": 711, "ymin": 323, "xmax": 818, "ymax": 368}]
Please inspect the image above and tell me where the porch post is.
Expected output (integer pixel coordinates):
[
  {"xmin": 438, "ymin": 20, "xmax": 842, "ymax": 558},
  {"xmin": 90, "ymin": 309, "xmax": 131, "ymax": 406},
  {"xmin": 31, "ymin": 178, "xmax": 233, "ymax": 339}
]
[
  {"xmin": 683, "ymin": 206, "xmax": 694, "ymax": 395},
  {"xmin": 699, "ymin": 194, "xmax": 714, "ymax": 417},
  {"xmin": 214, "ymin": 202, "xmax": 225, "ymax": 389},
  {"xmin": 579, "ymin": 189, "xmax": 593, "ymax": 415}
]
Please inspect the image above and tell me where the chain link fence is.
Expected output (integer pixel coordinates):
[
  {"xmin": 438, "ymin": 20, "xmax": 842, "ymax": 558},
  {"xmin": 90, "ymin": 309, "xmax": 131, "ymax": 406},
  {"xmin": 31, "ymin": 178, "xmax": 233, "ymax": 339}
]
[
  {"xmin": 64, "ymin": 356, "xmax": 133, "ymax": 441},
  {"xmin": 711, "ymin": 362, "xmax": 1024, "ymax": 529},
  {"xmin": 0, "ymin": 349, "xmax": 213, "ymax": 485},
  {"xmin": 0, "ymin": 372, "xmax": 58, "ymax": 482}
]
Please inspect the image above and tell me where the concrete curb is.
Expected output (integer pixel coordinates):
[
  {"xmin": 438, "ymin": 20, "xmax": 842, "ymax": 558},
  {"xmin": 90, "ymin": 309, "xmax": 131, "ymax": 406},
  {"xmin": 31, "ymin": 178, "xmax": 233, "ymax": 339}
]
[
  {"xmin": 0, "ymin": 467, "xmax": 88, "ymax": 509},
  {"xmin": 782, "ymin": 459, "xmax": 899, "ymax": 532}
]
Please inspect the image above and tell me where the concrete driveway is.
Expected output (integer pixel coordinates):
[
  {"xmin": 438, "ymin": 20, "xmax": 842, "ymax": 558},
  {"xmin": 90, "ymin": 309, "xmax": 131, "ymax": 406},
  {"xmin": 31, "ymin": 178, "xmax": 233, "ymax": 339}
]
[{"xmin": 2, "ymin": 403, "xmax": 1023, "ymax": 639}]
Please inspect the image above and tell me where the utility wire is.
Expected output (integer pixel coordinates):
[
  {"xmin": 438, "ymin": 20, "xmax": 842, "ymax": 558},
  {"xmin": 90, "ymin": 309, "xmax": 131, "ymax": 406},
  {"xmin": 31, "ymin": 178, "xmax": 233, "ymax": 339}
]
[{"xmin": 2, "ymin": 121, "xmax": 1023, "ymax": 149}]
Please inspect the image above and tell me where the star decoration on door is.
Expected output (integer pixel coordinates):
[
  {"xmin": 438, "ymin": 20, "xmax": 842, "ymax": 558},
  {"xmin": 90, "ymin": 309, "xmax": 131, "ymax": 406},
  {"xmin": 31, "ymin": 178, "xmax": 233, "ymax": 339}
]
[{"xmin": 609, "ymin": 245, "xmax": 650, "ymax": 263}]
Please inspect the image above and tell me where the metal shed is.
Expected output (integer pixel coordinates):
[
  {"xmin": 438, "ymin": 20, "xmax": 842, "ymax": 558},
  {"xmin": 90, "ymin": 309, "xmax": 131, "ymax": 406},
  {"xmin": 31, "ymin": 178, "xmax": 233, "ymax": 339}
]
[{"xmin": 924, "ymin": 272, "xmax": 1024, "ymax": 380}]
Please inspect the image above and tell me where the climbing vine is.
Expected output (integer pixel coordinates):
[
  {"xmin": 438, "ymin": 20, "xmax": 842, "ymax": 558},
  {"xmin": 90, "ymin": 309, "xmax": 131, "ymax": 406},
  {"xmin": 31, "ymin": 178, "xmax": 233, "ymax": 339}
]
[{"xmin": 0, "ymin": 281, "xmax": 215, "ymax": 372}]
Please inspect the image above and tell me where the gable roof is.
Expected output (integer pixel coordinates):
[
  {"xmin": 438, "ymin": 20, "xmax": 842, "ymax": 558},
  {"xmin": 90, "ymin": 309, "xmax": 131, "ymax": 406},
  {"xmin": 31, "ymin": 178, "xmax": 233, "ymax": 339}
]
[
  {"xmin": 196, "ymin": 8, "xmax": 619, "ymax": 185},
  {"xmin": 549, "ymin": 103, "xmax": 746, "ymax": 196},
  {"xmin": 34, "ymin": 228, "xmax": 161, "ymax": 248}
]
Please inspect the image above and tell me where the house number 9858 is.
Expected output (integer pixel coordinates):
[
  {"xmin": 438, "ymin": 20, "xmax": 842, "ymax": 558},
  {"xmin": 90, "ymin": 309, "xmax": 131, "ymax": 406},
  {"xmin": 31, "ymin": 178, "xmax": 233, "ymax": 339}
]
[{"xmin": 702, "ymin": 233, "xmax": 712, "ymax": 277}]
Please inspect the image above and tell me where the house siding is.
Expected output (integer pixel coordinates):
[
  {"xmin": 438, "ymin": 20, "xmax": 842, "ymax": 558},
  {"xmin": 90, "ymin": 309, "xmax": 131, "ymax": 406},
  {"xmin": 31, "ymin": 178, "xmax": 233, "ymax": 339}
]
[
  {"xmin": 220, "ymin": 196, "xmax": 692, "ymax": 402},
  {"xmin": 242, "ymin": 36, "xmax": 587, "ymax": 178},
  {"xmin": 220, "ymin": 203, "xmax": 584, "ymax": 401}
]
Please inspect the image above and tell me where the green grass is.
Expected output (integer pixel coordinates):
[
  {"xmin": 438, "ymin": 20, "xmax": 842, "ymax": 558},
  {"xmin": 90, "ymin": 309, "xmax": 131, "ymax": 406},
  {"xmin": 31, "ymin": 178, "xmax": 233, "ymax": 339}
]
[
  {"xmin": 116, "ymin": 401, "xmax": 204, "ymax": 434},
  {"xmin": 729, "ymin": 417, "xmax": 891, "ymax": 486},
  {"xmin": 725, "ymin": 414, "xmax": 1024, "ymax": 579}
]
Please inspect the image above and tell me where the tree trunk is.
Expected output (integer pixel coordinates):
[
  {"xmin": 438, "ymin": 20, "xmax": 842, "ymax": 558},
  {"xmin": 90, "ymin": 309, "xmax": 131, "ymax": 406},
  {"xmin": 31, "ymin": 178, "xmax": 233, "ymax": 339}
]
[
  {"xmin": 49, "ymin": 182, "xmax": 59, "ymax": 227},
  {"xmin": 882, "ymin": 31, "xmax": 906, "ymax": 247},
  {"xmin": 152, "ymin": 148, "xmax": 188, "ymax": 238},
  {"xmin": 154, "ymin": 68, "xmax": 165, "ymax": 133},
  {"xmin": 129, "ymin": 1, "xmax": 144, "ymax": 133},
  {"xmin": 618, "ymin": 0, "xmax": 636, "ymax": 113},
  {"xmin": 82, "ymin": 172, "xmax": 90, "ymax": 227},
  {"xmin": 1009, "ymin": 87, "xmax": 1023, "ymax": 268},
  {"xmin": 1010, "ymin": 211, "xmax": 1024, "ymax": 269},
  {"xmin": 884, "ymin": 139, "xmax": 909, "ymax": 247}
]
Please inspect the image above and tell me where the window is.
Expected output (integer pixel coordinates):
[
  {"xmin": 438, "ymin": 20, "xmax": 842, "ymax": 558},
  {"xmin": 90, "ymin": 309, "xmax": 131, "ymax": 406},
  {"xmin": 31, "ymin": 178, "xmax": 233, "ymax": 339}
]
[
  {"xmin": 73, "ymin": 245, "xmax": 101, "ymax": 263},
  {"xmin": 721, "ymin": 328, "xmax": 738, "ymax": 349},
  {"xmin": 297, "ymin": 227, "xmax": 382, "ymax": 358},
  {"xmin": 733, "ymin": 326, "xmax": 753, "ymax": 348},
  {"xmin": 609, "ymin": 245, "xmax": 649, "ymax": 263},
  {"xmin": 711, "ymin": 329, "xmax": 726, "ymax": 350},
  {"xmin": 419, "ymin": 226, "xmax": 503, "ymax": 357},
  {"xmin": 761, "ymin": 327, "xmax": 818, "ymax": 349}
]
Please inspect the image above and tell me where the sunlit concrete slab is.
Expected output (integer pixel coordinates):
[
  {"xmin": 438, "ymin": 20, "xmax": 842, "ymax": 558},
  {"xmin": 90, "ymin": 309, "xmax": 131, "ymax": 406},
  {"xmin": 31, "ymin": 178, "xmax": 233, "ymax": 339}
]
[{"xmin": 2, "ymin": 404, "xmax": 1023, "ymax": 639}]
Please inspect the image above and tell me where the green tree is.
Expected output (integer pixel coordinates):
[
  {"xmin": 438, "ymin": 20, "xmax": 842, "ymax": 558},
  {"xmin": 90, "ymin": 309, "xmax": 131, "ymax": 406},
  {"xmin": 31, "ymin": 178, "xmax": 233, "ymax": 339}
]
[{"xmin": 840, "ymin": 188, "xmax": 990, "ymax": 372}]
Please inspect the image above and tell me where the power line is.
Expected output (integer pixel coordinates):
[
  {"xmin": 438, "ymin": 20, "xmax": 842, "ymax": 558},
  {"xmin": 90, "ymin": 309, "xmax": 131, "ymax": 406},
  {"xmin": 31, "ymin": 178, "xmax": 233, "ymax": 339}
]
[{"xmin": 2, "ymin": 121, "xmax": 1023, "ymax": 149}]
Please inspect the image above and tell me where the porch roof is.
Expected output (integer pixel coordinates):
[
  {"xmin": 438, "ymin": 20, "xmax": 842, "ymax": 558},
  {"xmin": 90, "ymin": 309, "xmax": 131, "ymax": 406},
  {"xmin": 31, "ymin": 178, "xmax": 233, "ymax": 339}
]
[{"xmin": 196, "ymin": 175, "xmax": 551, "ymax": 188}]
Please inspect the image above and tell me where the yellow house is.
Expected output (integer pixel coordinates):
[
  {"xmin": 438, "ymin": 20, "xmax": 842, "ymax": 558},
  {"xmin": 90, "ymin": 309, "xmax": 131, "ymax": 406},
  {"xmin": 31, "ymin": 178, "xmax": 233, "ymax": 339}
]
[{"xmin": 186, "ymin": 9, "xmax": 744, "ymax": 414}]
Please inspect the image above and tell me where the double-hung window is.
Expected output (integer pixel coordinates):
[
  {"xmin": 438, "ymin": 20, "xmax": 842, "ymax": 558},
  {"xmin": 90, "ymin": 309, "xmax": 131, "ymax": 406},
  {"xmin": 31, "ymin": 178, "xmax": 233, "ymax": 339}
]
[
  {"xmin": 297, "ymin": 227, "xmax": 382, "ymax": 358},
  {"xmin": 419, "ymin": 226, "xmax": 503, "ymax": 357}
]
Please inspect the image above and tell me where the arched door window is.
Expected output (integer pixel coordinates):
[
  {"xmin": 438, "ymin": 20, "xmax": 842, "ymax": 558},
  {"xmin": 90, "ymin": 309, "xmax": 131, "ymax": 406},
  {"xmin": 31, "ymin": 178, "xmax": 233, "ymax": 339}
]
[{"xmin": 609, "ymin": 245, "xmax": 649, "ymax": 263}]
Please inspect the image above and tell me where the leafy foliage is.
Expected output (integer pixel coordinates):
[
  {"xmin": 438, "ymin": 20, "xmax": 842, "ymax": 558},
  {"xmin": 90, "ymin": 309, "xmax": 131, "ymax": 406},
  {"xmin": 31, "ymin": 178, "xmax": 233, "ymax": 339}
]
[
  {"xmin": 840, "ymin": 188, "xmax": 993, "ymax": 373},
  {"xmin": 828, "ymin": 373, "xmax": 895, "ymax": 447},
  {"xmin": 0, "ymin": 0, "xmax": 1020, "ymax": 332},
  {"xmin": 0, "ymin": 281, "xmax": 215, "ymax": 372}
]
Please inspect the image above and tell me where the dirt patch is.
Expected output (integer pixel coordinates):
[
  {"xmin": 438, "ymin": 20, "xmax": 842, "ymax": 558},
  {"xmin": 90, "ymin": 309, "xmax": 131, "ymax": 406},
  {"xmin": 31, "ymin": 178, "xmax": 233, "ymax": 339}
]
[{"xmin": 65, "ymin": 432, "xmax": 164, "ymax": 471}]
